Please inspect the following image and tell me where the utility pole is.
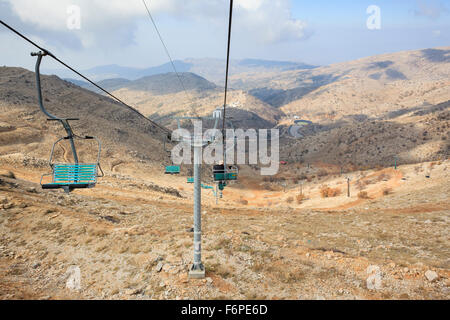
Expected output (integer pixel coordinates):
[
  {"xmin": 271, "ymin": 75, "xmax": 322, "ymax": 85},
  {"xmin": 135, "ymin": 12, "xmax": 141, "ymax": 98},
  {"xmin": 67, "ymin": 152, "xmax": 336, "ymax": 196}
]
[{"xmin": 347, "ymin": 177, "xmax": 351, "ymax": 197}]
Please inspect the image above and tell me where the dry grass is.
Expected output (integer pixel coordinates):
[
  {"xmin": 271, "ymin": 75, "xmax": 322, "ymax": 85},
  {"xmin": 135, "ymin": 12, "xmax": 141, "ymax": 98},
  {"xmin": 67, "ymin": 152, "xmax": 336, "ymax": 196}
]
[
  {"xmin": 296, "ymin": 193, "xmax": 306, "ymax": 204},
  {"xmin": 239, "ymin": 199, "xmax": 249, "ymax": 205},
  {"xmin": 320, "ymin": 186, "xmax": 342, "ymax": 198},
  {"xmin": 377, "ymin": 172, "xmax": 391, "ymax": 182},
  {"xmin": 358, "ymin": 191, "xmax": 370, "ymax": 199}
]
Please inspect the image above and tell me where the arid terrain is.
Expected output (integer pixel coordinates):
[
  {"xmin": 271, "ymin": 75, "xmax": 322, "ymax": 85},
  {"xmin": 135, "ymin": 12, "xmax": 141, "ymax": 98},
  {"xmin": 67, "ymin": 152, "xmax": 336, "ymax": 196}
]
[{"xmin": 0, "ymin": 47, "xmax": 449, "ymax": 300}]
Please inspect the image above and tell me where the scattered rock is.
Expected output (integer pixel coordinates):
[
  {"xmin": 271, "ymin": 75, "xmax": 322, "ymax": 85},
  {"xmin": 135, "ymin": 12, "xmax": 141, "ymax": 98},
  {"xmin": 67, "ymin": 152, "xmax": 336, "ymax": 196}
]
[
  {"xmin": 0, "ymin": 170, "xmax": 15, "ymax": 179},
  {"xmin": 27, "ymin": 187, "xmax": 37, "ymax": 193},
  {"xmin": 155, "ymin": 261, "xmax": 164, "ymax": 273},
  {"xmin": 101, "ymin": 216, "xmax": 120, "ymax": 224},
  {"xmin": 425, "ymin": 270, "xmax": 438, "ymax": 282},
  {"xmin": 2, "ymin": 202, "xmax": 14, "ymax": 210}
]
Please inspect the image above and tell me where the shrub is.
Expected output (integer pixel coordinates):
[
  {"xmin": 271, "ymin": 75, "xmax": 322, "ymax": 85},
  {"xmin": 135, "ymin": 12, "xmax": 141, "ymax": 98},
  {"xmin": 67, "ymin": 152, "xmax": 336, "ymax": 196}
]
[
  {"xmin": 239, "ymin": 199, "xmax": 249, "ymax": 205},
  {"xmin": 358, "ymin": 191, "xmax": 370, "ymax": 199},
  {"xmin": 317, "ymin": 169, "xmax": 328, "ymax": 177},
  {"xmin": 320, "ymin": 186, "xmax": 341, "ymax": 198},
  {"xmin": 296, "ymin": 194, "xmax": 306, "ymax": 204},
  {"xmin": 382, "ymin": 188, "xmax": 392, "ymax": 195},
  {"xmin": 286, "ymin": 197, "xmax": 294, "ymax": 204},
  {"xmin": 262, "ymin": 183, "xmax": 273, "ymax": 191},
  {"xmin": 377, "ymin": 173, "xmax": 391, "ymax": 182}
]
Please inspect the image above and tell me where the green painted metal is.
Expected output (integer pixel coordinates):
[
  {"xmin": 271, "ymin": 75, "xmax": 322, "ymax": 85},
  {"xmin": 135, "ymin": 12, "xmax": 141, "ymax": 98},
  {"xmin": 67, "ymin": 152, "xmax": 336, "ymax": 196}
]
[
  {"xmin": 214, "ymin": 172, "xmax": 237, "ymax": 181},
  {"xmin": 47, "ymin": 163, "xmax": 97, "ymax": 185},
  {"xmin": 165, "ymin": 165, "xmax": 180, "ymax": 174},
  {"xmin": 187, "ymin": 177, "xmax": 194, "ymax": 183}
]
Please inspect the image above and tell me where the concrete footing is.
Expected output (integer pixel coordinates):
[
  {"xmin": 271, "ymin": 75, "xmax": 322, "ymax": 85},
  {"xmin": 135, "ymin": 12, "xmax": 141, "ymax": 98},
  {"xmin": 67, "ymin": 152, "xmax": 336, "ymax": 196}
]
[{"xmin": 189, "ymin": 264, "xmax": 205, "ymax": 279}]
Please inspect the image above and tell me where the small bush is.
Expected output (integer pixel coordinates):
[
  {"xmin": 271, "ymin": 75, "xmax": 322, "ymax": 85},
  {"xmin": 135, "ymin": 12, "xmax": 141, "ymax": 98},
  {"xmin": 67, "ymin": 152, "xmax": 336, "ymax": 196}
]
[
  {"xmin": 239, "ymin": 199, "xmax": 249, "ymax": 205},
  {"xmin": 382, "ymin": 188, "xmax": 392, "ymax": 195},
  {"xmin": 286, "ymin": 197, "xmax": 294, "ymax": 204},
  {"xmin": 296, "ymin": 194, "xmax": 306, "ymax": 204},
  {"xmin": 262, "ymin": 183, "xmax": 273, "ymax": 191},
  {"xmin": 0, "ymin": 170, "xmax": 15, "ymax": 179},
  {"xmin": 317, "ymin": 169, "xmax": 328, "ymax": 177},
  {"xmin": 320, "ymin": 186, "xmax": 341, "ymax": 198},
  {"xmin": 358, "ymin": 191, "xmax": 370, "ymax": 199},
  {"xmin": 377, "ymin": 173, "xmax": 391, "ymax": 182}
]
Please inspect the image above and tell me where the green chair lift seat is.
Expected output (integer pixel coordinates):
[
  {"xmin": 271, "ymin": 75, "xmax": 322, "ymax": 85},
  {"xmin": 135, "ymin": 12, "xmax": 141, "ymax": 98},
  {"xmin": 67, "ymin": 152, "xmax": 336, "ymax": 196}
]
[
  {"xmin": 165, "ymin": 165, "xmax": 180, "ymax": 174},
  {"xmin": 41, "ymin": 163, "xmax": 98, "ymax": 191}
]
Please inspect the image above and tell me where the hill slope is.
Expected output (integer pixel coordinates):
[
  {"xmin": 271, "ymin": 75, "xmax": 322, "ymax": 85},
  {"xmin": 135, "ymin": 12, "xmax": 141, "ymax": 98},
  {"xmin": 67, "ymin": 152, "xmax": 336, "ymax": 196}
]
[
  {"xmin": 0, "ymin": 66, "xmax": 171, "ymax": 170},
  {"xmin": 240, "ymin": 47, "xmax": 450, "ymax": 121}
]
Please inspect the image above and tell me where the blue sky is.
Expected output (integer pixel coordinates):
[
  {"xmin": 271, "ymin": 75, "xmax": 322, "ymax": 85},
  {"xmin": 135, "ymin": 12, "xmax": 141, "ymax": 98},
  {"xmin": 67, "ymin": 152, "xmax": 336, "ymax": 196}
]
[{"xmin": 0, "ymin": 0, "xmax": 449, "ymax": 70}]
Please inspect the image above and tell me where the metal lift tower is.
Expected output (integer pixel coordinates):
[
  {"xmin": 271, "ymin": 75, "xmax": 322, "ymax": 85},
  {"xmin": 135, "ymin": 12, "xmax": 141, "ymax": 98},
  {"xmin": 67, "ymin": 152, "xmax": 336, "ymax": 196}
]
[{"xmin": 171, "ymin": 116, "xmax": 220, "ymax": 279}]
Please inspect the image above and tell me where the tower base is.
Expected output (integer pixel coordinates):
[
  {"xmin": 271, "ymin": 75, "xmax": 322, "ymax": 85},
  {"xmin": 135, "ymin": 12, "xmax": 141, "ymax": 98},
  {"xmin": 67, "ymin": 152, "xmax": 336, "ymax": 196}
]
[{"xmin": 188, "ymin": 263, "xmax": 205, "ymax": 279}]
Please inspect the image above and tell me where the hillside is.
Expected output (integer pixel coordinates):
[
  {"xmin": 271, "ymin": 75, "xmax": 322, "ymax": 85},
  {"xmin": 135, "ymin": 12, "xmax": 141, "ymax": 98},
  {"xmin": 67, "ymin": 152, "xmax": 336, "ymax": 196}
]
[
  {"xmin": 0, "ymin": 66, "xmax": 171, "ymax": 171},
  {"xmin": 0, "ymin": 52, "xmax": 449, "ymax": 300},
  {"xmin": 281, "ymin": 100, "xmax": 450, "ymax": 167},
  {"xmin": 113, "ymin": 85, "xmax": 284, "ymax": 129},
  {"xmin": 240, "ymin": 47, "xmax": 450, "ymax": 122}
]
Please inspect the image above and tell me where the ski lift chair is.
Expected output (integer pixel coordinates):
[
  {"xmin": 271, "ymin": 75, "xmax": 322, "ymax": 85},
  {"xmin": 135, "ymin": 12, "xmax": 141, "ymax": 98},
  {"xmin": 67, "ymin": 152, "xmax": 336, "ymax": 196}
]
[
  {"xmin": 165, "ymin": 165, "xmax": 180, "ymax": 175},
  {"xmin": 213, "ymin": 164, "xmax": 238, "ymax": 182},
  {"xmin": 40, "ymin": 132, "xmax": 104, "ymax": 194}
]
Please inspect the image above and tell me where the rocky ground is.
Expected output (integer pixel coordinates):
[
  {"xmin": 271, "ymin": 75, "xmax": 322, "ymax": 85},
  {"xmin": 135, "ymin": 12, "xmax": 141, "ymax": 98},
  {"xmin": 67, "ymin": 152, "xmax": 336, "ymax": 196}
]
[{"xmin": 0, "ymin": 159, "xmax": 448, "ymax": 300}]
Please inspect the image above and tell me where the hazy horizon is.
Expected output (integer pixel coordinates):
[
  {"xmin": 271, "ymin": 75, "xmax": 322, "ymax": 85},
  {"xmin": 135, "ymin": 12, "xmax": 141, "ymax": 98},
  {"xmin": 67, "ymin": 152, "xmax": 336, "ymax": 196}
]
[{"xmin": 1, "ymin": 0, "xmax": 449, "ymax": 72}]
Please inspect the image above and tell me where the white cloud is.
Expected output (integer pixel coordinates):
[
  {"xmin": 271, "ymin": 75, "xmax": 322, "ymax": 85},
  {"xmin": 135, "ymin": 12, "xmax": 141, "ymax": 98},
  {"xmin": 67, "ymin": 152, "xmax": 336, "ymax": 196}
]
[{"xmin": 1, "ymin": 0, "xmax": 308, "ymax": 48}]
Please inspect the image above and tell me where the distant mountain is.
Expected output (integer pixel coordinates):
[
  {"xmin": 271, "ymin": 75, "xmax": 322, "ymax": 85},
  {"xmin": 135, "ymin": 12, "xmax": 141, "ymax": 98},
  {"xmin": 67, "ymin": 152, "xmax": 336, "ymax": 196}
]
[
  {"xmin": 48, "ymin": 60, "xmax": 193, "ymax": 82},
  {"xmin": 125, "ymin": 72, "xmax": 216, "ymax": 94},
  {"xmin": 47, "ymin": 58, "xmax": 316, "ymax": 85},
  {"xmin": 238, "ymin": 59, "xmax": 315, "ymax": 70},
  {"xmin": 66, "ymin": 72, "xmax": 216, "ymax": 95},
  {"xmin": 65, "ymin": 78, "xmax": 132, "ymax": 93}
]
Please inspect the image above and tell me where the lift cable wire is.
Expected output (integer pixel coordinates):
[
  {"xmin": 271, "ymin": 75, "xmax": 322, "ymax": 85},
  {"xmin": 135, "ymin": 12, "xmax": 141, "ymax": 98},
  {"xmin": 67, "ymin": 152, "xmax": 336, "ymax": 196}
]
[
  {"xmin": 222, "ymin": 0, "xmax": 234, "ymax": 162},
  {"xmin": 0, "ymin": 19, "xmax": 171, "ymax": 136},
  {"xmin": 141, "ymin": 0, "xmax": 198, "ymax": 117}
]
